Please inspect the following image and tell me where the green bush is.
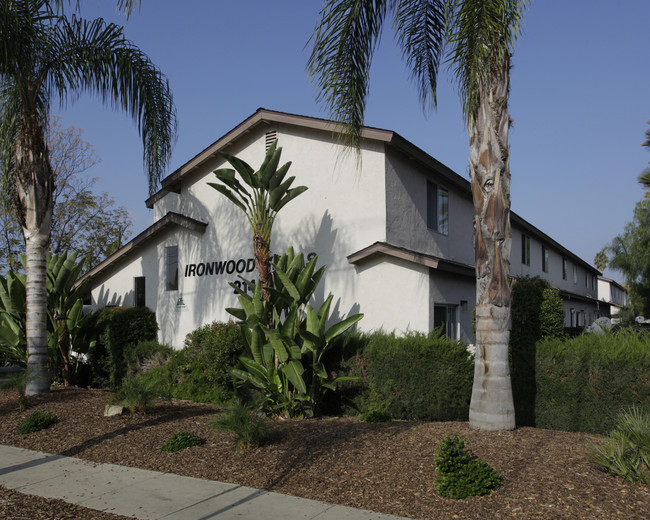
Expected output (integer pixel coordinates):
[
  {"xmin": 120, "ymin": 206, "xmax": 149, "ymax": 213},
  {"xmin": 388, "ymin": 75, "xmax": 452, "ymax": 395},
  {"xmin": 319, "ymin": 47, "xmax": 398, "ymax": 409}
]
[
  {"xmin": 589, "ymin": 406, "xmax": 650, "ymax": 486},
  {"xmin": 161, "ymin": 432, "xmax": 204, "ymax": 453},
  {"xmin": 111, "ymin": 373, "xmax": 170, "ymax": 414},
  {"xmin": 434, "ymin": 435, "xmax": 502, "ymax": 499},
  {"xmin": 151, "ymin": 321, "xmax": 246, "ymax": 404},
  {"xmin": 19, "ymin": 410, "xmax": 57, "ymax": 434},
  {"xmin": 123, "ymin": 340, "xmax": 173, "ymax": 376},
  {"xmin": 533, "ymin": 329, "xmax": 650, "ymax": 434},
  {"xmin": 211, "ymin": 399, "xmax": 271, "ymax": 451},
  {"xmin": 89, "ymin": 307, "xmax": 159, "ymax": 389},
  {"xmin": 510, "ymin": 277, "xmax": 566, "ymax": 426},
  {"xmin": 357, "ymin": 330, "xmax": 473, "ymax": 421},
  {"xmin": 359, "ymin": 410, "xmax": 391, "ymax": 422}
]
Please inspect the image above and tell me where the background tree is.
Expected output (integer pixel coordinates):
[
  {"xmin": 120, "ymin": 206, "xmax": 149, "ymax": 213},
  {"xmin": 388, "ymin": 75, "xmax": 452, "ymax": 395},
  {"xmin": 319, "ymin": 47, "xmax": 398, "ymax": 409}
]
[
  {"xmin": 602, "ymin": 199, "xmax": 650, "ymax": 317},
  {"xmin": 0, "ymin": 0, "xmax": 176, "ymax": 395},
  {"xmin": 639, "ymin": 121, "xmax": 650, "ymax": 197},
  {"xmin": 0, "ymin": 118, "xmax": 132, "ymax": 273},
  {"xmin": 594, "ymin": 250, "xmax": 608, "ymax": 273},
  {"xmin": 308, "ymin": 0, "xmax": 527, "ymax": 430}
]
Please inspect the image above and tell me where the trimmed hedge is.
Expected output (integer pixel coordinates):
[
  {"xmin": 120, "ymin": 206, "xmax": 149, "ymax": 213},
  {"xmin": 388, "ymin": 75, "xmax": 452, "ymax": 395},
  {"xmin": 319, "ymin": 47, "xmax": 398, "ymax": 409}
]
[
  {"xmin": 532, "ymin": 329, "xmax": 650, "ymax": 434},
  {"xmin": 356, "ymin": 330, "xmax": 474, "ymax": 421},
  {"xmin": 510, "ymin": 276, "xmax": 565, "ymax": 426},
  {"xmin": 89, "ymin": 307, "xmax": 159, "ymax": 389}
]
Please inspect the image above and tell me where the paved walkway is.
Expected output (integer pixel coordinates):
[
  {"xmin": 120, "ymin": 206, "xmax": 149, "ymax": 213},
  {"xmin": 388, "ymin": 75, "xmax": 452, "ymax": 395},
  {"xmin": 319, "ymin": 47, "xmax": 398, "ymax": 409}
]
[{"xmin": 0, "ymin": 445, "xmax": 410, "ymax": 520}]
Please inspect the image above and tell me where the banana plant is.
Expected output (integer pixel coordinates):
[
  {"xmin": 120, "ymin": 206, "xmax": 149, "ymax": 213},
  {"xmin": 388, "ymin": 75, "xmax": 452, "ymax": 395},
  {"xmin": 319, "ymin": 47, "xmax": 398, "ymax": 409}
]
[
  {"xmin": 208, "ymin": 141, "xmax": 307, "ymax": 327},
  {"xmin": 0, "ymin": 252, "xmax": 96, "ymax": 384},
  {"xmin": 228, "ymin": 248, "xmax": 362, "ymax": 417},
  {"xmin": 47, "ymin": 251, "xmax": 96, "ymax": 385},
  {"xmin": 0, "ymin": 270, "xmax": 27, "ymax": 367}
]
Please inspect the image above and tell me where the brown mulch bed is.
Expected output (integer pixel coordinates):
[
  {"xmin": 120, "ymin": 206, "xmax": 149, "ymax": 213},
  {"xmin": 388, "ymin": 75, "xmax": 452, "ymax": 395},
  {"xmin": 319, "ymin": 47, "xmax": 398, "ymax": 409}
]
[{"xmin": 0, "ymin": 387, "xmax": 648, "ymax": 520}]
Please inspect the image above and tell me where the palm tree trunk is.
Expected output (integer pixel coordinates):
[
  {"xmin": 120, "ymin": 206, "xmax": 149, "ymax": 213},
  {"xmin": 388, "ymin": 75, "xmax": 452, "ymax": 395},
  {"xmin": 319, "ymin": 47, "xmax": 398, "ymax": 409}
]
[
  {"xmin": 468, "ymin": 57, "xmax": 515, "ymax": 431},
  {"xmin": 14, "ymin": 117, "xmax": 53, "ymax": 395}
]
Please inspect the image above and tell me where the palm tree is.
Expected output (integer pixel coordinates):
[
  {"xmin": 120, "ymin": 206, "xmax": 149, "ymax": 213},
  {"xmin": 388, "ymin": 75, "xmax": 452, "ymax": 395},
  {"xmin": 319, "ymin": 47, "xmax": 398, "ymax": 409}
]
[
  {"xmin": 0, "ymin": 0, "xmax": 176, "ymax": 394},
  {"xmin": 308, "ymin": 0, "xmax": 528, "ymax": 430}
]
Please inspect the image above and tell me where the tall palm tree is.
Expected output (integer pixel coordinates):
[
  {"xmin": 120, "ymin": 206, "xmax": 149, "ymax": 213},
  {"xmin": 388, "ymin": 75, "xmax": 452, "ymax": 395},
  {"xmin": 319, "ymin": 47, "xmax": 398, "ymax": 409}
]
[
  {"xmin": 0, "ymin": 0, "xmax": 176, "ymax": 394},
  {"xmin": 308, "ymin": 0, "xmax": 527, "ymax": 430}
]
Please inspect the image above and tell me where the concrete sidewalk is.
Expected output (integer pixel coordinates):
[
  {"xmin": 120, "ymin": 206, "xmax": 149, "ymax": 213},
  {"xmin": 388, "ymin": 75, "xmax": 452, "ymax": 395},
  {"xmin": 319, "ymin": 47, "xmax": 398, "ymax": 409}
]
[{"xmin": 0, "ymin": 445, "xmax": 410, "ymax": 520}]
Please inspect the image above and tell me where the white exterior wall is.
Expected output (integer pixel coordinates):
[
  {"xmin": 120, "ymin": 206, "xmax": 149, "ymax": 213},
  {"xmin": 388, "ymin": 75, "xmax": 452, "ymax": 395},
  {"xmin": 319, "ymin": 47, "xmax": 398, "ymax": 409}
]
[
  {"xmin": 87, "ymin": 111, "xmax": 603, "ymax": 348},
  {"xmin": 352, "ymin": 256, "xmax": 430, "ymax": 333},
  {"xmin": 94, "ymin": 124, "xmax": 390, "ymax": 347}
]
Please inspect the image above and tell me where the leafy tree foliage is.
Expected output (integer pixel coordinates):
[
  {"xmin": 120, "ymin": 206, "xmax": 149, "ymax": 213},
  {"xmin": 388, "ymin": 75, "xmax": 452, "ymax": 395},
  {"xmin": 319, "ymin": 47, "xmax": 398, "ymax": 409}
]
[
  {"xmin": 639, "ymin": 121, "xmax": 650, "ymax": 198},
  {"xmin": 0, "ymin": 119, "xmax": 132, "ymax": 273},
  {"xmin": 602, "ymin": 199, "xmax": 650, "ymax": 316}
]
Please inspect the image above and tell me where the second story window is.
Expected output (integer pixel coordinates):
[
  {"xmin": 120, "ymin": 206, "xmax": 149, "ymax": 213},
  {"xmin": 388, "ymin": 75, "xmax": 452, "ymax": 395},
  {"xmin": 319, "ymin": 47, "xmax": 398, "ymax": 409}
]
[
  {"xmin": 521, "ymin": 234, "xmax": 530, "ymax": 266},
  {"xmin": 573, "ymin": 265, "xmax": 578, "ymax": 284},
  {"xmin": 562, "ymin": 258, "xmax": 568, "ymax": 280},
  {"xmin": 166, "ymin": 245, "xmax": 179, "ymax": 291},
  {"xmin": 427, "ymin": 181, "xmax": 449, "ymax": 235},
  {"xmin": 542, "ymin": 246, "xmax": 549, "ymax": 273}
]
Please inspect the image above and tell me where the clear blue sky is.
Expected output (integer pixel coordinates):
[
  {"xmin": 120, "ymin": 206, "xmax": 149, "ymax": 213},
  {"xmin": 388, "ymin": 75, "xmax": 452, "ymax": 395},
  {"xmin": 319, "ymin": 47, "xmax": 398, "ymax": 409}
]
[{"xmin": 54, "ymin": 1, "xmax": 650, "ymax": 284}]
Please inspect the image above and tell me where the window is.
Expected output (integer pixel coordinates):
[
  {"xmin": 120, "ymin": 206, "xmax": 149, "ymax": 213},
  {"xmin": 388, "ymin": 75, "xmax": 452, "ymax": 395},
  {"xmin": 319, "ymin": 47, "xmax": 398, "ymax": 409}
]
[
  {"xmin": 134, "ymin": 277, "xmax": 145, "ymax": 307},
  {"xmin": 542, "ymin": 246, "xmax": 549, "ymax": 273},
  {"xmin": 165, "ymin": 245, "xmax": 178, "ymax": 291},
  {"xmin": 585, "ymin": 271, "xmax": 589, "ymax": 288},
  {"xmin": 521, "ymin": 234, "xmax": 530, "ymax": 266},
  {"xmin": 427, "ymin": 181, "xmax": 449, "ymax": 235},
  {"xmin": 434, "ymin": 305, "xmax": 458, "ymax": 340},
  {"xmin": 573, "ymin": 265, "xmax": 578, "ymax": 284},
  {"xmin": 562, "ymin": 258, "xmax": 568, "ymax": 280}
]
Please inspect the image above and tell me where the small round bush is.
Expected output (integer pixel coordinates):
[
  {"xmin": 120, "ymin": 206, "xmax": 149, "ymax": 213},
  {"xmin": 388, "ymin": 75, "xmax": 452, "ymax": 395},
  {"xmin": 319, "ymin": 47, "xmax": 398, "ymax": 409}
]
[
  {"xmin": 359, "ymin": 410, "xmax": 391, "ymax": 422},
  {"xmin": 161, "ymin": 432, "xmax": 204, "ymax": 453},
  {"xmin": 19, "ymin": 410, "xmax": 57, "ymax": 434},
  {"xmin": 434, "ymin": 435, "xmax": 503, "ymax": 499}
]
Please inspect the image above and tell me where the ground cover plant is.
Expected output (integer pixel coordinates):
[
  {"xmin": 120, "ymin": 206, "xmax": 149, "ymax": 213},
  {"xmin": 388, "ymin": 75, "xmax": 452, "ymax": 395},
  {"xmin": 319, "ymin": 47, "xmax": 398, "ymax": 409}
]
[
  {"xmin": 160, "ymin": 432, "xmax": 204, "ymax": 453},
  {"xmin": 18, "ymin": 410, "xmax": 57, "ymax": 434},
  {"xmin": 590, "ymin": 406, "xmax": 650, "ymax": 486},
  {"xmin": 434, "ymin": 434, "xmax": 503, "ymax": 499},
  {"xmin": 210, "ymin": 399, "xmax": 271, "ymax": 451}
]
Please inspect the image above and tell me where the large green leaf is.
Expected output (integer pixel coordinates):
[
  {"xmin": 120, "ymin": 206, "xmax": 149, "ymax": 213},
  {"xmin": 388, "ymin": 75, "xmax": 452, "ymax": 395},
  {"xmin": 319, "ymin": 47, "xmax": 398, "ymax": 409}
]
[
  {"xmin": 281, "ymin": 359, "xmax": 307, "ymax": 394},
  {"xmin": 268, "ymin": 162, "xmax": 291, "ymax": 190},
  {"xmin": 218, "ymin": 151, "xmax": 256, "ymax": 188},
  {"xmin": 325, "ymin": 313, "xmax": 364, "ymax": 343},
  {"xmin": 273, "ymin": 268, "xmax": 300, "ymax": 302},
  {"xmin": 207, "ymin": 182, "xmax": 247, "ymax": 213},
  {"xmin": 274, "ymin": 186, "xmax": 309, "ymax": 213}
]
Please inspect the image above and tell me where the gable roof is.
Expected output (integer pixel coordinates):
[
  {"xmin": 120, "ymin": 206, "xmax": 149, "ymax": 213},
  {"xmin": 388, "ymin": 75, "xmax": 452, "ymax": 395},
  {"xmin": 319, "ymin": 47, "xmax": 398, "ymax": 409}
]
[
  {"xmin": 74, "ymin": 212, "xmax": 207, "ymax": 288},
  {"xmin": 145, "ymin": 107, "xmax": 468, "ymax": 209}
]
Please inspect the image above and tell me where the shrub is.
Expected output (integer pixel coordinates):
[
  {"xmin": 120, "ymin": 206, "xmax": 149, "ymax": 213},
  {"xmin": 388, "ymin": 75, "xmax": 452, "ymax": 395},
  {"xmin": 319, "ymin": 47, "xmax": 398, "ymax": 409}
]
[
  {"xmin": 533, "ymin": 329, "xmax": 650, "ymax": 434},
  {"xmin": 434, "ymin": 435, "xmax": 502, "ymax": 499},
  {"xmin": 211, "ymin": 399, "xmax": 271, "ymax": 451},
  {"xmin": 111, "ymin": 373, "xmax": 170, "ymax": 414},
  {"xmin": 90, "ymin": 307, "xmax": 159, "ymax": 389},
  {"xmin": 19, "ymin": 410, "xmax": 57, "ymax": 434},
  {"xmin": 510, "ymin": 276, "xmax": 566, "ymax": 427},
  {"xmin": 359, "ymin": 330, "xmax": 473, "ymax": 421},
  {"xmin": 123, "ymin": 340, "xmax": 173, "ymax": 376},
  {"xmin": 161, "ymin": 432, "xmax": 204, "ymax": 453},
  {"xmin": 359, "ymin": 410, "xmax": 391, "ymax": 422},
  {"xmin": 589, "ymin": 406, "xmax": 650, "ymax": 486},
  {"xmin": 155, "ymin": 321, "xmax": 246, "ymax": 404}
]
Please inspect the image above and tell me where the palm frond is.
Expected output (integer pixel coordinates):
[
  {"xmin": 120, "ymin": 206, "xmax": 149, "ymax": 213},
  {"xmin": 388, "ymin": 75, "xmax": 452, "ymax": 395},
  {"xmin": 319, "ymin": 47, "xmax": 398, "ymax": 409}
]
[
  {"xmin": 446, "ymin": 0, "xmax": 528, "ymax": 124},
  {"xmin": 393, "ymin": 0, "xmax": 446, "ymax": 111},
  {"xmin": 308, "ymin": 0, "xmax": 391, "ymax": 149},
  {"xmin": 46, "ymin": 15, "xmax": 176, "ymax": 194}
]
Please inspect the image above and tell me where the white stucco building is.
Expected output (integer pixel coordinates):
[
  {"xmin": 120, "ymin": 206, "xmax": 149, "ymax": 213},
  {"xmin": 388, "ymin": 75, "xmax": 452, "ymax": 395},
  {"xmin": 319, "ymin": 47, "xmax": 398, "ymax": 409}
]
[{"xmin": 80, "ymin": 109, "xmax": 603, "ymax": 348}]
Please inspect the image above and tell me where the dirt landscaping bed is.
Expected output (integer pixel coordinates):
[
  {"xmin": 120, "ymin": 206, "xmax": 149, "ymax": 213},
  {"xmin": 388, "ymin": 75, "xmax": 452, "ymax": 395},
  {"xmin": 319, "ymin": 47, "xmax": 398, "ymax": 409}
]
[{"xmin": 0, "ymin": 387, "xmax": 648, "ymax": 519}]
